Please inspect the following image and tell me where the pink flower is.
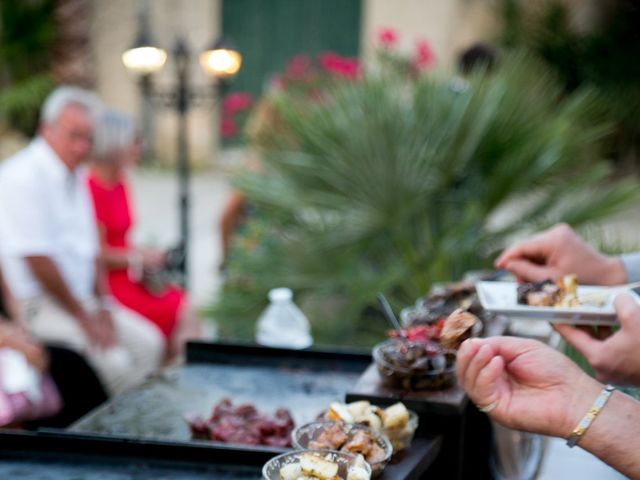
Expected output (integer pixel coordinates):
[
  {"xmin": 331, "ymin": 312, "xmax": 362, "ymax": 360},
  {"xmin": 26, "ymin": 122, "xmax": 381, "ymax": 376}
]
[
  {"xmin": 378, "ymin": 27, "xmax": 398, "ymax": 47},
  {"xmin": 339, "ymin": 57, "xmax": 360, "ymax": 79},
  {"xmin": 318, "ymin": 52, "xmax": 360, "ymax": 79},
  {"xmin": 413, "ymin": 39, "xmax": 436, "ymax": 70},
  {"xmin": 220, "ymin": 117, "xmax": 237, "ymax": 139},
  {"xmin": 222, "ymin": 92, "xmax": 254, "ymax": 115},
  {"xmin": 318, "ymin": 52, "xmax": 341, "ymax": 72}
]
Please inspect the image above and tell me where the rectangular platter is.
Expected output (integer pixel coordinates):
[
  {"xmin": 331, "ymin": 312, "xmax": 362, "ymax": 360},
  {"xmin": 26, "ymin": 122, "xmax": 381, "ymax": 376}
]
[
  {"xmin": 476, "ymin": 281, "xmax": 627, "ymax": 325},
  {"xmin": 40, "ymin": 341, "xmax": 442, "ymax": 480}
]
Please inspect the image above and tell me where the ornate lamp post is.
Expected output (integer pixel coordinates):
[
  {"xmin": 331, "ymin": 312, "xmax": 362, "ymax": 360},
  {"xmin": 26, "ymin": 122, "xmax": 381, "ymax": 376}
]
[{"xmin": 122, "ymin": 28, "xmax": 242, "ymax": 289}]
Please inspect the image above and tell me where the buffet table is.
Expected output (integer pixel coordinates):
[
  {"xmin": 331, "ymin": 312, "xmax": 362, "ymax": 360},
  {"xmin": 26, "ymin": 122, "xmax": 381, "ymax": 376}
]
[{"xmin": 54, "ymin": 341, "xmax": 443, "ymax": 479}]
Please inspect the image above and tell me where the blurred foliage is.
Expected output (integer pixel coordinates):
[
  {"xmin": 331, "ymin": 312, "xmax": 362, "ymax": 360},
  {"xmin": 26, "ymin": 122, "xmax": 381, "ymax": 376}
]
[
  {"xmin": 210, "ymin": 48, "xmax": 639, "ymax": 347},
  {"xmin": 497, "ymin": 0, "xmax": 640, "ymax": 166},
  {"xmin": 0, "ymin": 0, "xmax": 56, "ymax": 136}
]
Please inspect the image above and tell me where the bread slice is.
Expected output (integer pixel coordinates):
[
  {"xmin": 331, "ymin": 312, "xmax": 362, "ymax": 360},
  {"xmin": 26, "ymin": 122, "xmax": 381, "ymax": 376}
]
[
  {"xmin": 382, "ymin": 402, "xmax": 409, "ymax": 430},
  {"xmin": 300, "ymin": 453, "xmax": 339, "ymax": 479}
]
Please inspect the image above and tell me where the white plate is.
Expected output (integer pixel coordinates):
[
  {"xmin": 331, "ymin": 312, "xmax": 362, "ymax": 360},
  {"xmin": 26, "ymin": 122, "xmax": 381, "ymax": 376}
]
[{"xmin": 475, "ymin": 281, "xmax": 631, "ymax": 325}]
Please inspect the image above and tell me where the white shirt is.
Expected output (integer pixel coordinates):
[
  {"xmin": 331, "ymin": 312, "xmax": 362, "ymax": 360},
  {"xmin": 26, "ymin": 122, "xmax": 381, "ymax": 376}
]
[{"xmin": 0, "ymin": 138, "xmax": 98, "ymax": 300}]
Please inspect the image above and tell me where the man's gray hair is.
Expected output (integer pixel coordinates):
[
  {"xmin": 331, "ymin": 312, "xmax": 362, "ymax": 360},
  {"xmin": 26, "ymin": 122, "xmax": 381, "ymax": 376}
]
[
  {"xmin": 92, "ymin": 109, "xmax": 137, "ymax": 161},
  {"xmin": 40, "ymin": 85, "xmax": 102, "ymax": 124}
]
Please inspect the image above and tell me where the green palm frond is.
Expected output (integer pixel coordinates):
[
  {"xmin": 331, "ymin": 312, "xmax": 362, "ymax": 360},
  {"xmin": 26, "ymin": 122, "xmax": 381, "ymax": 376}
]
[{"xmin": 211, "ymin": 53, "xmax": 639, "ymax": 347}]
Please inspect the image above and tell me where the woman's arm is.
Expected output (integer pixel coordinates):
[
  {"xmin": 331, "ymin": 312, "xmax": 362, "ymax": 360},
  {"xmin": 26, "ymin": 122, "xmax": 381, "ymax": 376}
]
[
  {"xmin": 96, "ymin": 225, "xmax": 164, "ymax": 272},
  {"xmin": 96, "ymin": 225, "xmax": 130, "ymax": 270}
]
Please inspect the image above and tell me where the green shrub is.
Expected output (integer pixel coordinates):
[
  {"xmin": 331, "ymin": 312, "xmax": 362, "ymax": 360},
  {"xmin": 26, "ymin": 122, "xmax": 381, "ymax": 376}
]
[
  {"xmin": 211, "ymin": 52, "xmax": 638, "ymax": 347},
  {"xmin": 497, "ymin": 0, "xmax": 640, "ymax": 166},
  {"xmin": 0, "ymin": 0, "xmax": 56, "ymax": 136}
]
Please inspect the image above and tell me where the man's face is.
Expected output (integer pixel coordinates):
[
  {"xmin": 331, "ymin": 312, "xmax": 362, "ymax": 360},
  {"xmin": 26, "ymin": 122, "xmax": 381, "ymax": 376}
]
[{"xmin": 41, "ymin": 104, "xmax": 94, "ymax": 170}]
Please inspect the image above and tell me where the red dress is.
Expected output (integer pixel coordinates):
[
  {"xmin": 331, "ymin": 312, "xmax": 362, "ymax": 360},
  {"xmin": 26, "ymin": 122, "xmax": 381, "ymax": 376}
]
[{"xmin": 87, "ymin": 175, "xmax": 183, "ymax": 340}]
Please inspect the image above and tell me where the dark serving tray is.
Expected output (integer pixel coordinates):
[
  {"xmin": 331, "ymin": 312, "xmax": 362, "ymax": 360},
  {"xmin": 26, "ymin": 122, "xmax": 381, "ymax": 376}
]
[
  {"xmin": 0, "ymin": 430, "xmax": 264, "ymax": 479},
  {"xmin": 0, "ymin": 429, "xmax": 440, "ymax": 480},
  {"xmin": 60, "ymin": 341, "xmax": 441, "ymax": 479},
  {"xmin": 70, "ymin": 341, "xmax": 372, "ymax": 443}
]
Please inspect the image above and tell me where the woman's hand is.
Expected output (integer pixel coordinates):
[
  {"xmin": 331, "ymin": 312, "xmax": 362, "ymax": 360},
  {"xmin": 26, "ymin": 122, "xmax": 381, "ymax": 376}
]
[
  {"xmin": 495, "ymin": 223, "xmax": 626, "ymax": 285},
  {"xmin": 457, "ymin": 336, "xmax": 601, "ymax": 438},
  {"xmin": 0, "ymin": 322, "xmax": 49, "ymax": 373},
  {"xmin": 555, "ymin": 293, "xmax": 640, "ymax": 385},
  {"xmin": 140, "ymin": 249, "xmax": 166, "ymax": 270}
]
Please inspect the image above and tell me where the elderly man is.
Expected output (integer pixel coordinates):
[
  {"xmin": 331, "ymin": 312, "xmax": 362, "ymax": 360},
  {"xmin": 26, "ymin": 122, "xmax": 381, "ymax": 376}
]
[{"xmin": 0, "ymin": 86, "xmax": 163, "ymax": 395}]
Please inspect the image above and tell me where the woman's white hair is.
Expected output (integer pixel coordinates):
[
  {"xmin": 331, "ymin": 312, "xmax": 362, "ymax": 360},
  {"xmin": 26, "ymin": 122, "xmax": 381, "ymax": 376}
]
[
  {"xmin": 40, "ymin": 85, "xmax": 101, "ymax": 124},
  {"xmin": 92, "ymin": 109, "xmax": 138, "ymax": 161}
]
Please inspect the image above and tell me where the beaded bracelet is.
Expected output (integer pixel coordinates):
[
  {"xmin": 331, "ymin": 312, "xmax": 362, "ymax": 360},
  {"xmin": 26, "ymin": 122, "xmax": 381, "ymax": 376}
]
[{"xmin": 566, "ymin": 384, "xmax": 615, "ymax": 448}]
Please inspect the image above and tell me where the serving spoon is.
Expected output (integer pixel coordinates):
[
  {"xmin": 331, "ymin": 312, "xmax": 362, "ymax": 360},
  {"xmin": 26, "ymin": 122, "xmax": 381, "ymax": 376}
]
[{"xmin": 376, "ymin": 292, "xmax": 406, "ymax": 339}]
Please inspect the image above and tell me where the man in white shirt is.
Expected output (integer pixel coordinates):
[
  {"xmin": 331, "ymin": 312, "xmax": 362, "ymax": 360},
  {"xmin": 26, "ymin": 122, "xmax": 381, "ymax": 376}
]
[{"xmin": 0, "ymin": 86, "xmax": 163, "ymax": 395}]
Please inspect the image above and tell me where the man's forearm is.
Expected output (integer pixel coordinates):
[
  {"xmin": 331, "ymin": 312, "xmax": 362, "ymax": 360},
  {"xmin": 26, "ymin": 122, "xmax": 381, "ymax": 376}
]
[
  {"xmin": 578, "ymin": 389, "xmax": 640, "ymax": 478},
  {"xmin": 25, "ymin": 256, "xmax": 88, "ymax": 319},
  {"xmin": 0, "ymin": 269, "xmax": 20, "ymax": 320},
  {"xmin": 93, "ymin": 258, "xmax": 110, "ymax": 302}
]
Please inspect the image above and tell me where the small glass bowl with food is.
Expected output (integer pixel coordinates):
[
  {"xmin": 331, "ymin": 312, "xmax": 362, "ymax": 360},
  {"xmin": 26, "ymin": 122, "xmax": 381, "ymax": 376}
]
[
  {"xmin": 262, "ymin": 449, "xmax": 371, "ymax": 480},
  {"xmin": 321, "ymin": 401, "xmax": 418, "ymax": 453},
  {"xmin": 373, "ymin": 339, "xmax": 457, "ymax": 390},
  {"xmin": 292, "ymin": 421, "xmax": 392, "ymax": 478}
]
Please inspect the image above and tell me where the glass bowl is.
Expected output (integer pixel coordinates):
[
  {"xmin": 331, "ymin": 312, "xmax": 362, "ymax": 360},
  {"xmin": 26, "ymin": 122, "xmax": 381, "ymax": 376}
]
[
  {"xmin": 262, "ymin": 449, "xmax": 371, "ymax": 480},
  {"xmin": 382, "ymin": 409, "xmax": 419, "ymax": 452},
  {"xmin": 316, "ymin": 402, "xmax": 419, "ymax": 452},
  {"xmin": 292, "ymin": 421, "xmax": 392, "ymax": 478},
  {"xmin": 373, "ymin": 339, "xmax": 457, "ymax": 390}
]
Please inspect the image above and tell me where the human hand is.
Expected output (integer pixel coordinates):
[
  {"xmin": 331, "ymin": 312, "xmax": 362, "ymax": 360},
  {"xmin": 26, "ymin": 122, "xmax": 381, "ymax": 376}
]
[
  {"xmin": 93, "ymin": 307, "xmax": 117, "ymax": 349},
  {"xmin": 78, "ymin": 308, "xmax": 116, "ymax": 349},
  {"xmin": 141, "ymin": 249, "xmax": 166, "ymax": 270},
  {"xmin": 457, "ymin": 336, "xmax": 601, "ymax": 438},
  {"xmin": 0, "ymin": 323, "xmax": 49, "ymax": 373},
  {"xmin": 555, "ymin": 293, "xmax": 640, "ymax": 385},
  {"xmin": 495, "ymin": 223, "xmax": 626, "ymax": 285}
]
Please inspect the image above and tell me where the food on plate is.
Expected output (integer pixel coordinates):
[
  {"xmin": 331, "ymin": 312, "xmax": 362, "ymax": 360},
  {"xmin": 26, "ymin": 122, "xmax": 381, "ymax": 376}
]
[
  {"xmin": 187, "ymin": 398, "xmax": 294, "ymax": 447},
  {"xmin": 279, "ymin": 462, "xmax": 305, "ymax": 479},
  {"xmin": 398, "ymin": 280, "xmax": 487, "ymax": 347},
  {"xmin": 402, "ymin": 279, "xmax": 491, "ymax": 326},
  {"xmin": 346, "ymin": 453, "xmax": 371, "ymax": 480},
  {"xmin": 379, "ymin": 340, "xmax": 445, "ymax": 371},
  {"xmin": 387, "ymin": 321, "xmax": 445, "ymax": 345},
  {"xmin": 517, "ymin": 274, "xmax": 580, "ymax": 307},
  {"xmin": 307, "ymin": 423, "xmax": 388, "ymax": 465},
  {"xmin": 327, "ymin": 402, "xmax": 355, "ymax": 424},
  {"xmin": 293, "ymin": 421, "xmax": 391, "ymax": 477},
  {"xmin": 380, "ymin": 402, "xmax": 409, "ymax": 430},
  {"xmin": 299, "ymin": 452, "xmax": 339, "ymax": 478},
  {"xmin": 276, "ymin": 451, "xmax": 371, "ymax": 480},
  {"xmin": 373, "ymin": 338, "xmax": 456, "ymax": 390},
  {"xmin": 321, "ymin": 401, "xmax": 417, "ymax": 452},
  {"xmin": 440, "ymin": 308, "xmax": 479, "ymax": 349}
]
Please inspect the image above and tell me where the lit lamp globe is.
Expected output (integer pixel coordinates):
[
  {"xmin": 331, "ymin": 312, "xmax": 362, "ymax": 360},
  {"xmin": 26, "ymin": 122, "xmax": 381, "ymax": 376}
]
[
  {"xmin": 200, "ymin": 38, "xmax": 242, "ymax": 79},
  {"xmin": 122, "ymin": 45, "xmax": 167, "ymax": 75}
]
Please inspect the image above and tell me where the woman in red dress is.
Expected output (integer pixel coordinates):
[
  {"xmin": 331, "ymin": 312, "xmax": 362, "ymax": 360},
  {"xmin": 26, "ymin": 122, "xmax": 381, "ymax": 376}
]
[{"xmin": 87, "ymin": 110, "xmax": 201, "ymax": 360}]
